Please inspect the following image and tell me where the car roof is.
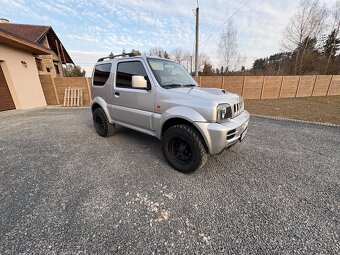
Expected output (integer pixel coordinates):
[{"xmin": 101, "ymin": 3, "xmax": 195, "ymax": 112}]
[{"xmin": 95, "ymin": 55, "xmax": 177, "ymax": 65}]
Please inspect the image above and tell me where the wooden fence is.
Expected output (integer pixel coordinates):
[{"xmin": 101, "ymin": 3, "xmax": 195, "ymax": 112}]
[
  {"xmin": 39, "ymin": 75, "xmax": 340, "ymax": 107},
  {"xmin": 194, "ymin": 75, "xmax": 340, "ymax": 99},
  {"xmin": 39, "ymin": 75, "xmax": 91, "ymax": 106}
]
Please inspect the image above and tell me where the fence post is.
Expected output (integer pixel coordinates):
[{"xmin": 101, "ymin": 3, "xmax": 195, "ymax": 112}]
[
  {"xmin": 326, "ymin": 75, "xmax": 334, "ymax": 96},
  {"xmin": 241, "ymin": 76, "xmax": 246, "ymax": 97},
  {"xmin": 86, "ymin": 77, "xmax": 91, "ymax": 100},
  {"xmin": 311, "ymin": 75, "xmax": 318, "ymax": 97},
  {"xmin": 278, "ymin": 76, "xmax": 284, "ymax": 98},
  {"xmin": 295, "ymin": 76, "xmax": 301, "ymax": 97},
  {"xmin": 260, "ymin": 76, "xmax": 266, "ymax": 99},
  {"xmin": 199, "ymin": 76, "xmax": 202, "ymax": 86},
  {"xmin": 51, "ymin": 75, "xmax": 60, "ymax": 105},
  {"xmin": 222, "ymin": 76, "xmax": 224, "ymax": 89}
]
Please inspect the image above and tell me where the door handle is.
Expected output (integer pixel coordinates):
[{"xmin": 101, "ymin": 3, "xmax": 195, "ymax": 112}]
[{"xmin": 114, "ymin": 92, "xmax": 120, "ymax": 98}]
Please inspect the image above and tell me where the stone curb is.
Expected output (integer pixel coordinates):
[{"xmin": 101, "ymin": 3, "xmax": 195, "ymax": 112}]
[{"xmin": 251, "ymin": 114, "xmax": 340, "ymax": 128}]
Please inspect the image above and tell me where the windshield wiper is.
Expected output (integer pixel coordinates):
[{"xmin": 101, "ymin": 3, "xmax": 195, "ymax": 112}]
[
  {"xmin": 183, "ymin": 84, "xmax": 197, "ymax": 87},
  {"xmin": 162, "ymin": 84, "xmax": 183, "ymax": 89}
]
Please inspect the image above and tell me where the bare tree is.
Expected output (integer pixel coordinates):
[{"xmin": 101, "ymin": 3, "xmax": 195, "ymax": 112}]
[
  {"xmin": 218, "ymin": 20, "xmax": 238, "ymax": 75},
  {"xmin": 198, "ymin": 53, "xmax": 210, "ymax": 71},
  {"xmin": 171, "ymin": 47, "xmax": 185, "ymax": 64},
  {"xmin": 232, "ymin": 54, "xmax": 246, "ymax": 73},
  {"xmin": 148, "ymin": 47, "xmax": 169, "ymax": 58},
  {"xmin": 183, "ymin": 53, "xmax": 193, "ymax": 73},
  {"xmin": 282, "ymin": 0, "xmax": 328, "ymax": 74},
  {"xmin": 324, "ymin": 0, "xmax": 340, "ymax": 74}
]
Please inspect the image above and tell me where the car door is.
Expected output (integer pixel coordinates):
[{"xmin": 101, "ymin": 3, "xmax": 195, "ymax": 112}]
[{"xmin": 109, "ymin": 59, "xmax": 155, "ymax": 131}]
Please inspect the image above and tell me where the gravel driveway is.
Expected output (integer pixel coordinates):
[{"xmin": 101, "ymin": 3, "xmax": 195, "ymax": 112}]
[{"xmin": 0, "ymin": 108, "xmax": 339, "ymax": 254}]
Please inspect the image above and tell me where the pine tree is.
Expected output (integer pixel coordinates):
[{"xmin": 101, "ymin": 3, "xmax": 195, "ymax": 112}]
[
  {"xmin": 323, "ymin": 29, "xmax": 340, "ymax": 58},
  {"xmin": 202, "ymin": 62, "xmax": 214, "ymax": 76}
]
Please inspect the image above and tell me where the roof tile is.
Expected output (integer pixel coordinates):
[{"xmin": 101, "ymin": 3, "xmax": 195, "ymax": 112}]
[{"xmin": 0, "ymin": 23, "xmax": 50, "ymax": 43}]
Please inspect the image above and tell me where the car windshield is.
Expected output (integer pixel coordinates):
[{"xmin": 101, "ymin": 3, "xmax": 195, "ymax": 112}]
[{"xmin": 148, "ymin": 58, "xmax": 198, "ymax": 88}]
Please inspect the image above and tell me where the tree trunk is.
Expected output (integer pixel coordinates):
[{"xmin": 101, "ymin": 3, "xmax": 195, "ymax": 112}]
[{"xmin": 324, "ymin": 23, "xmax": 340, "ymax": 74}]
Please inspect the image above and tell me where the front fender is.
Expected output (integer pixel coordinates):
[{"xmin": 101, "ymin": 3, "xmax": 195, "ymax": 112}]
[
  {"xmin": 162, "ymin": 106, "xmax": 207, "ymax": 123},
  {"xmin": 91, "ymin": 96, "xmax": 113, "ymax": 123},
  {"xmin": 154, "ymin": 106, "xmax": 207, "ymax": 138}
]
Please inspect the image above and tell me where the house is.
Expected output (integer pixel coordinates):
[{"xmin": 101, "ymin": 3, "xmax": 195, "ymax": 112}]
[
  {"xmin": 0, "ymin": 18, "xmax": 73, "ymax": 111},
  {"xmin": 0, "ymin": 19, "xmax": 74, "ymax": 78}
]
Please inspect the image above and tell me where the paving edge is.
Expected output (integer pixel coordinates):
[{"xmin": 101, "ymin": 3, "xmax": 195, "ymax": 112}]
[{"xmin": 251, "ymin": 114, "xmax": 340, "ymax": 128}]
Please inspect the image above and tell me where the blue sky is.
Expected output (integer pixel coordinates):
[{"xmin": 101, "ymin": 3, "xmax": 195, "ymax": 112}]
[{"xmin": 0, "ymin": 0, "xmax": 337, "ymax": 75}]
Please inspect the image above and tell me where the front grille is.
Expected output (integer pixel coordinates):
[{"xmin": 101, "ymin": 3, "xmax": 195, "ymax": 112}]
[{"xmin": 232, "ymin": 101, "xmax": 243, "ymax": 117}]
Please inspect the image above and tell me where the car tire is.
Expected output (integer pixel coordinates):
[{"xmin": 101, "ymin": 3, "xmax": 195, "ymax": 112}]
[
  {"xmin": 162, "ymin": 124, "xmax": 208, "ymax": 173},
  {"xmin": 93, "ymin": 108, "xmax": 114, "ymax": 137}
]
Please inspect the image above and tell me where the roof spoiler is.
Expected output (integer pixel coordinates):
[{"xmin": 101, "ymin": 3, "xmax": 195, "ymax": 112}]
[{"xmin": 97, "ymin": 52, "xmax": 139, "ymax": 62}]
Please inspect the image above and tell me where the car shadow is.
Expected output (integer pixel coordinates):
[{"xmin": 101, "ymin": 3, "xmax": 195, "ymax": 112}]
[{"xmin": 84, "ymin": 116, "xmax": 246, "ymax": 176}]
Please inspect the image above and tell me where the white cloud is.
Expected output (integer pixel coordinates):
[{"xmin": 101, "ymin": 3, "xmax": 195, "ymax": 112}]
[
  {"xmin": 67, "ymin": 34, "xmax": 99, "ymax": 43},
  {"xmin": 5, "ymin": 0, "xmax": 339, "ymax": 71},
  {"xmin": 0, "ymin": 0, "xmax": 31, "ymax": 14}
]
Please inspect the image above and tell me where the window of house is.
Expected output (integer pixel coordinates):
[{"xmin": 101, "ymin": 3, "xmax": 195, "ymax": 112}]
[
  {"xmin": 35, "ymin": 58, "xmax": 44, "ymax": 72},
  {"xmin": 46, "ymin": 67, "xmax": 51, "ymax": 73},
  {"xmin": 116, "ymin": 61, "xmax": 149, "ymax": 89},
  {"xmin": 93, "ymin": 63, "xmax": 112, "ymax": 86},
  {"xmin": 54, "ymin": 64, "xmax": 60, "ymax": 75}
]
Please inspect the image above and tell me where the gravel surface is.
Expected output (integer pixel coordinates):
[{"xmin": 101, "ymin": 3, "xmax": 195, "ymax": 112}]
[{"xmin": 0, "ymin": 108, "xmax": 339, "ymax": 254}]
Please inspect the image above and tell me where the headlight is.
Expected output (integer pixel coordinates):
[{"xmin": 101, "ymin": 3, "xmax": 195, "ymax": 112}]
[{"xmin": 217, "ymin": 103, "xmax": 232, "ymax": 123}]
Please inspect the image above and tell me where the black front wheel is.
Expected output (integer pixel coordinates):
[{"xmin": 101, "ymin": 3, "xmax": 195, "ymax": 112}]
[
  {"xmin": 162, "ymin": 124, "xmax": 207, "ymax": 173},
  {"xmin": 93, "ymin": 108, "xmax": 114, "ymax": 137}
]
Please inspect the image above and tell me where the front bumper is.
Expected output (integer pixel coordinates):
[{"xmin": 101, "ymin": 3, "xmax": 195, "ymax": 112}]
[{"xmin": 195, "ymin": 110, "xmax": 250, "ymax": 155}]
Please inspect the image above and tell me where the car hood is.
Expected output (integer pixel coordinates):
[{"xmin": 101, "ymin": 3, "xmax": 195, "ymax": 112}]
[
  {"xmin": 156, "ymin": 86, "xmax": 243, "ymax": 122},
  {"xmin": 169, "ymin": 87, "xmax": 242, "ymax": 105}
]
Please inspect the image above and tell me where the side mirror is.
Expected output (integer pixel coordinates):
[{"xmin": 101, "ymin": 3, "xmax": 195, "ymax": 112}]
[{"xmin": 132, "ymin": 75, "xmax": 147, "ymax": 89}]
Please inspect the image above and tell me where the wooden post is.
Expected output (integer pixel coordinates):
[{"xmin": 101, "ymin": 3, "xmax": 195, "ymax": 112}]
[
  {"xmin": 221, "ymin": 76, "xmax": 224, "ymax": 89},
  {"xmin": 326, "ymin": 75, "xmax": 334, "ymax": 96},
  {"xmin": 241, "ymin": 76, "xmax": 246, "ymax": 97},
  {"xmin": 278, "ymin": 76, "xmax": 284, "ymax": 98},
  {"xmin": 50, "ymin": 75, "xmax": 60, "ymax": 105},
  {"xmin": 295, "ymin": 76, "xmax": 301, "ymax": 97},
  {"xmin": 260, "ymin": 76, "xmax": 266, "ymax": 99},
  {"xmin": 55, "ymin": 40, "xmax": 62, "ymax": 62},
  {"xmin": 60, "ymin": 43, "xmax": 67, "ymax": 64},
  {"xmin": 86, "ymin": 77, "xmax": 91, "ymax": 102},
  {"xmin": 311, "ymin": 75, "xmax": 318, "ymax": 97},
  {"xmin": 63, "ymin": 87, "xmax": 68, "ymax": 106}
]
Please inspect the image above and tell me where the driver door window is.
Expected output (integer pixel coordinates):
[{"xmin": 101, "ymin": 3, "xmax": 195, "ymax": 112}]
[{"xmin": 116, "ymin": 61, "xmax": 150, "ymax": 89}]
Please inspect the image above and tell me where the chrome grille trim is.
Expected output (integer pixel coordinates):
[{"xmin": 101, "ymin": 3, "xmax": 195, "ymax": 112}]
[{"xmin": 232, "ymin": 100, "xmax": 244, "ymax": 118}]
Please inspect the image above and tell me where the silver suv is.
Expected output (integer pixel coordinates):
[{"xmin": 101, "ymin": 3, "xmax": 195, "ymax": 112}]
[{"xmin": 91, "ymin": 53, "xmax": 249, "ymax": 173}]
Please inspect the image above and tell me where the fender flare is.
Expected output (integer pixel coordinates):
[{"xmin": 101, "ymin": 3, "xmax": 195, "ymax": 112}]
[
  {"xmin": 156, "ymin": 106, "xmax": 209, "ymax": 147},
  {"xmin": 91, "ymin": 97, "xmax": 113, "ymax": 123},
  {"xmin": 160, "ymin": 106, "xmax": 207, "ymax": 125}
]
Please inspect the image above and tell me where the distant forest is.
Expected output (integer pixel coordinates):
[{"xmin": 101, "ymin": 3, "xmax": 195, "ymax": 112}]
[{"xmin": 250, "ymin": 29, "xmax": 340, "ymax": 76}]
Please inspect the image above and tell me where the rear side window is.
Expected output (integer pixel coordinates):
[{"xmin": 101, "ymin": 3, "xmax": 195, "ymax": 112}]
[
  {"xmin": 116, "ymin": 61, "xmax": 148, "ymax": 88},
  {"xmin": 93, "ymin": 63, "xmax": 112, "ymax": 86}
]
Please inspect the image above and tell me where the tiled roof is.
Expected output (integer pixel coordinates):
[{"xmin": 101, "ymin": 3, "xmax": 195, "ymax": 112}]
[
  {"xmin": 0, "ymin": 30, "xmax": 52, "ymax": 55},
  {"xmin": 0, "ymin": 23, "xmax": 50, "ymax": 43},
  {"xmin": 0, "ymin": 23, "xmax": 74, "ymax": 64}
]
